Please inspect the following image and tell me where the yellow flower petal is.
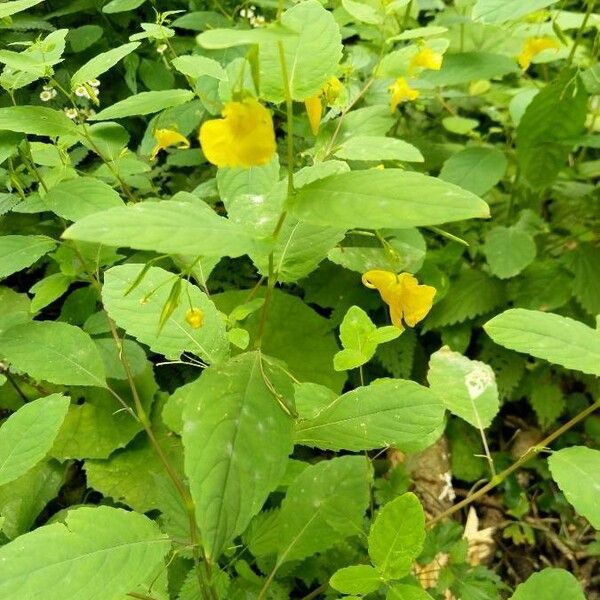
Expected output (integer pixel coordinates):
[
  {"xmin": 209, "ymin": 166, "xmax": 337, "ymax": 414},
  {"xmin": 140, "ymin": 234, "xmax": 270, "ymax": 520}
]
[
  {"xmin": 362, "ymin": 269, "xmax": 436, "ymax": 330},
  {"xmin": 304, "ymin": 94, "xmax": 323, "ymax": 136},
  {"xmin": 323, "ymin": 76, "xmax": 344, "ymax": 104},
  {"xmin": 199, "ymin": 99, "xmax": 276, "ymax": 168},
  {"xmin": 185, "ymin": 307, "xmax": 204, "ymax": 329},
  {"xmin": 389, "ymin": 77, "xmax": 420, "ymax": 112},
  {"xmin": 517, "ymin": 37, "xmax": 560, "ymax": 70},
  {"xmin": 409, "ymin": 47, "xmax": 443, "ymax": 74},
  {"xmin": 151, "ymin": 128, "xmax": 190, "ymax": 159}
]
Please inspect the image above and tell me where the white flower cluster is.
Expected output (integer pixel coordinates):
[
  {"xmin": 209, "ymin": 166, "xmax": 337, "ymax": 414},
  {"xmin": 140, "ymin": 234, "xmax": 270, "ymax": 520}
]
[
  {"xmin": 74, "ymin": 78, "xmax": 100, "ymax": 99},
  {"xmin": 239, "ymin": 5, "xmax": 265, "ymax": 27},
  {"xmin": 39, "ymin": 85, "xmax": 57, "ymax": 102},
  {"xmin": 63, "ymin": 107, "xmax": 96, "ymax": 121}
]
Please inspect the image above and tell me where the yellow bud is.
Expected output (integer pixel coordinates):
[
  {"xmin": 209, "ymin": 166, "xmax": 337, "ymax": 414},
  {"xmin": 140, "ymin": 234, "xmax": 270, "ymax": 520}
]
[
  {"xmin": 304, "ymin": 94, "xmax": 323, "ymax": 136},
  {"xmin": 185, "ymin": 307, "xmax": 204, "ymax": 329}
]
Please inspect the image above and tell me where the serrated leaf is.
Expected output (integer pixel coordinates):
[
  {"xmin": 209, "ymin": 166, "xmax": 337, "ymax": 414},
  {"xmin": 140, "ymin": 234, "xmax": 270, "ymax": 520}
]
[
  {"xmin": 273, "ymin": 455, "xmax": 370, "ymax": 564},
  {"xmin": 71, "ymin": 41, "xmax": 140, "ymax": 88},
  {"xmin": 368, "ymin": 492, "xmax": 425, "ymax": 580},
  {"xmin": 425, "ymin": 269, "xmax": 504, "ymax": 330},
  {"xmin": 63, "ymin": 200, "xmax": 251, "ymax": 259},
  {"xmin": 0, "ymin": 235, "xmax": 56, "ymax": 279},
  {"xmin": 89, "ymin": 90, "xmax": 194, "ymax": 120},
  {"xmin": 0, "ymin": 106, "xmax": 77, "ymax": 136},
  {"xmin": 182, "ymin": 352, "xmax": 294, "ymax": 560},
  {"xmin": 295, "ymin": 378, "xmax": 445, "ymax": 452},
  {"xmin": 0, "ymin": 506, "xmax": 170, "ymax": 600},
  {"xmin": 290, "ymin": 170, "xmax": 489, "ymax": 229},
  {"xmin": 564, "ymin": 243, "xmax": 600, "ymax": 316},
  {"xmin": 529, "ymin": 382, "xmax": 565, "ymax": 430},
  {"xmin": 102, "ymin": 264, "xmax": 229, "ymax": 364},
  {"xmin": 0, "ymin": 321, "xmax": 106, "ymax": 387},
  {"xmin": 484, "ymin": 308, "xmax": 600, "ymax": 376},
  {"xmin": 548, "ymin": 447, "xmax": 600, "ymax": 528},
  {"xmin": 510, "ymin": 568, "xmax": 585, "ymax": 600},
  {"xmin": 0, "ymin": 394, "xmax": 69, "ymax": 487},
  {"xmin": 428, "ymin": 347, "xmax": 499, "ymax": 428}
]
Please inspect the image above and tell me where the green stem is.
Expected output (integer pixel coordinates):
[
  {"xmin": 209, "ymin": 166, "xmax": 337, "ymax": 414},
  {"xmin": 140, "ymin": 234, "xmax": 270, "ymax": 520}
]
[
  {"xmin": 428, "ymin": 397, "xmax": 600, "ymax": 527},
  {"xmin": 567, "ymin": 0, "xmax": 596, "ymax": 64}
]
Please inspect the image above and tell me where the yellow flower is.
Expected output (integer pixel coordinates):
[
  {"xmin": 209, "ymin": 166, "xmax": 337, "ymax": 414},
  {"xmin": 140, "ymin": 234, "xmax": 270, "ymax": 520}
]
[
  {"xmin": 150, "ymin": 128, "xmax": 190, "ymax": 160},
  {"xmin": 409, "ymin": 47, "xmax": 443, "ymax": 74},
  {"xmin": 199, "ymin": 99, "xmax": 276, "ymax": 168},
  {"xmin": 517, "ymin": 37, "xmax": 560, "ymax": 70},
  {"xmin": 185, "ymin": 307, "xmax": 204, "ymax": 329},
  {"xmin": 362, "ymin": 270, "xmax": 436, "ymax": 331},
  {"xmin": 304, "ymin": 76, "xmax": 344, "ymax": 135},
  {"xmin": 389, "ymin": 77, "xmax": 420, "ymax": 112}
]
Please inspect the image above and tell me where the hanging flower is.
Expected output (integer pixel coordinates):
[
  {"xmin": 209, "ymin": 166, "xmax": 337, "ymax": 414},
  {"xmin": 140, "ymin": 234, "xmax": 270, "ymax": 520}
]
[
  {"xmin": 185, "ymin": 307, "xmax": 204, "ymax": 329},
  {"xmin": 150, "ymin": 128, "xmax": 190, "ymax": 160},
  {"xmin": 389, "ymin": 77, "xmax": 420, "ymax": 112},
  {"xmin": 304, "ymin": 76, "xmax": 344, "ymax": 135},
  {"xmin": 362, "ymin": 270, "xmax": 436, "ymax": 331},
  {"xmin": 409, "ymin": 47, "xmax": 443, "ymax": 74},
  {"xmin": 199, "ymin": 99, "xmax": 276, "ymax": 168},
  {"xmin": 517, "ymin": 37, "xmax": 560, "ymax": 70}
]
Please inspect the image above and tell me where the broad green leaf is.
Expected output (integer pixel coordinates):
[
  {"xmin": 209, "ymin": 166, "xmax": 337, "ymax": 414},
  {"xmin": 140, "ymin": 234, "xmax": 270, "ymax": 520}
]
[
  {"xmin": 0, "ymin": 29, "xmax": 67, "ymax": 76},
  {"xmin": 333, "ymin": 135, "xmax": 423, "ymax": 162},
  {"xmin": 564, "ymin": 243, "xmax": 600, "ymax": 316},
  {"xmin": 89, "ymin": 89, "xmax": 194, "ymax": 120},
  {"xmin": 68, "ymin": 25, "xmax": 104, "ymax": 52},
  {"xmin": 387, "ymin": 583, "xmax": 435, "ymax": 600},
  {"xmin": 0, "ymin": 321, "xmax": 106, "ymax": 387},
  {"xmin": 196, "ymin": 24, "xmax": 296, "ymax": 49},
  {"xmin": 102, "ymin": 264, "xmax": 229, "ymax": 364},
  {"xmin": 421, "ymin": 52, "xmax": 517, "ymax": 86},
  {"xmin": 330, "ymin": 565, "xmax": 382, "ymax": 595},
  {"xmin": 548, "ymin": 447, "xmax": 600, "ymax": 528},
  {"xmin": 484, "ymin": 226, "xmax": 536, "ymax": 279},
  {"xmin": 0, "ymin": 0, "xmax": 44, "ymax": 19},
  {"xmin": 29, "ymin": 273, "xmax": 72, "ymax": 312},
  {"xmin": 214, "ymin": 289, "xmax": 345, "ymax": 391},
  {"xmin": 295, "ymin": 378, "xmax": 445, "ymax": 452},
  {"xmin": 516, "ymin": 71, "xmax": 587, "ymax": 189},
  {"xmin": 102, "ymin": 0, "xmax": 146, "ymax": 13},
  {"xmin": 428, "ymin": 347, "xmax": 499, "ymax": 428},
  {"xmin": 71, "ymin": 42, "xmax": 140, "ymax": 88},
  {"xmin": 0, "ymin": 287, "xmax": 30, "ymax": 336},
  {"xmin": 0, "ymin": 235, "xmax": 56, "ymax": 279},
  {"xmin": 182, "ymin": 352, "xmax": 294, "ymax": 560},
  {"xmin": 260, "ymin": 0, "xmax": 343, "ymax": 102},
  {"xmin": 484, "ymin": 309, "xmax": 600, "ymax": 376},
  {"xmin": 473, "ymin": 0, "xmax": 558, "ymax": 24},
  {"xmin": 342, "ymin": 0, "xmax": 384, "ymax": 24},
  {"xmin": 439, "ymin": 147, "xmax": 507, "ymax": 196},
  {"xmin": 510, "ymin": 568, "xmax": 585, "ymax": 600},
  {"xmin": 63, "ymin": 199, "xmax": 251, "ymax": 258},
  {"xmin": 171, "ymin": 55, "xmax": 227, "ymax": 80},
  {"xmin": 44, "ymin": 177, "xmax": 124, "ymax": 221},
  {"xmin": 368, "ymin": 492, "xmax": 425, "ymax": 579},
  {"xmin": 0, "ymin": 394, "xmax": 69, "ymax": 487},
  {"xmin": 0, "ymin": 506, "xmax": 170, "ymax": 600},
  {"xmin": 290, "ymin": 170, "xmax": 489, "ymax": 229},
  {"xmin": 0, "ymin": 106, "xmax": 77, "ymax": 136},
  {"xmin": 274, "ymin": 455, "xmax": 370, "ymax": 564}
]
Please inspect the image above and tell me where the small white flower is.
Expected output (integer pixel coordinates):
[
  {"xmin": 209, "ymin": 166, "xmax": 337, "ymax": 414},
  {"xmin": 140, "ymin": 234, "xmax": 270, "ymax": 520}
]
[
  {"xmin": 156, "ymin": 43, "xmax": 168, "ymax": 54},
  {"xmin": 250, "ymin": 14, "xmax": 265, "ymax": 27},
  {"xmin": 87, "ymin": 78, "xmax": 100, "ymax": 88},
  {"xmin": 75, "ymin": 85, "xmax": 90, "ymax": 98},
  {"xmin": 42, "ymin": 84, "xmax": 54, "ymax": 91},
  {"xmin": 39, "ymin": 89, "xmax": 56, "ymax": 102},
  {"xmin": 64, "ymin": 107, "xmax": 78, "ymax": 120}
]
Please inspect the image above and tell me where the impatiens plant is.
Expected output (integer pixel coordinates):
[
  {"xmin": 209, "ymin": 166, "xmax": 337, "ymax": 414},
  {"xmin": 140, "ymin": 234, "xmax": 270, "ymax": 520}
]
[{"xmin": 0, "ymin": 0, "xmax": 599, "ymax": 599}]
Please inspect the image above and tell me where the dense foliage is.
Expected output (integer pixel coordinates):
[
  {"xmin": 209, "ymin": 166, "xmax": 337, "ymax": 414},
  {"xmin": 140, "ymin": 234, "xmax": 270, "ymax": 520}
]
[{"xmin": 0, "ymin": 0, "xmax": 599, "ymax": 599}]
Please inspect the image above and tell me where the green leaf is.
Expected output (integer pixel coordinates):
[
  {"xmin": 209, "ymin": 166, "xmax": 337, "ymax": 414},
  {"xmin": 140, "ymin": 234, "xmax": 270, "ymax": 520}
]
[
  {"xmin": 439, "ymin": 147, "xmax": 507, "ymax": 196},
  {"xmin": 0, "ymin": 321, "xmax": 106, "ymax": 387},
  {"xmin": 0, "ymin": 106, "xmax": 77, "ymax": 137},
  {"xmin": 421, "ymin": 52, "xmax": 517, "ymax": 86},
  {"xmin": 333, "ymin": 136, "xmax": 424, "ymax": 162},
  {"xmin": 196, "ymin": 24, "xmax": 296, "ymax": 49},
  {"xmin": 89, "ymin": 90, "xmax": 194, "ymax": 120},
  {"xmin": 387, "ymin": 584, "xmax": 435, "ymax": 600},
  {"xmin": 428, "ymin": 347, "xmax": 499, "ymax": 428},
  {"xmin": 102, "ymin": 0, "xmax": 146, "ymax": 13},
  {"xmin": 368, "ymin": 492, "xmax": 425, "ymax": 579},
  {"xmin": 447, "ymin": 418, "xmax": 486, "ymax": 482},
  {"xmin": 295, "ymin": 378, "xmax": 445, "ymax": 452},
  {"xmin": 0, "ymin": 235, "xmax": 56, "ymax": 280},
  {"xmin": 68, "ymin": 25, "xmax": 104, "ymax": 53},
  {"xmin": 484, "ymin": 226, "xmax": 537, "ymax": 279},
  {"xmin": 102, "ymin": 264, "xmax": 229, "ymax": 364},
  {"xmin": 516, "ymin": 71, "xmax": 587, "ymax": 189},
  {"xmin": 425, "ymin": 269, "xmax": 505, "ymax": 330},
  {"xmin": 29, "ymin": 273, "xmax": 72, "ymax": 312},
  {"xmin": 70, "ymin": 43, "xmax": 139, "ymax": 88},
  {"xmin": 484, "ymin": 308, "xmax": 600, "ymax": 376},
  {"xmin": 0, "ymin": 506, "xmax": 170, "ymax": 600},
  {"xmin": 548, "ymin": 447, "xmax": 600, "ymax": 528},
  {"xmin": 342, "ymin": 0, "xmax": 384, "ymax": 24},
  {"xmin": 0, "ymin": 394, "xmax": 69, "ymax": 487},
  {"xmin": 0, "ymin": 0, "xmax": 44, "ymax": 19},
  {"xmin": 330, "ymin": 565, "xmax": 381, "ymax": 595},
  {"xmin": 171, "ymin": 55, "xmax": 226, "ymax": 80},
  {"xmin": 472, "ymin": 0, "xmax": 558, "ymax": 24},
  {"xmin": 259, "ymin": 0, "xmax": 343, "ymax": 102},
  {"xmin": 564, "ymin": 243, "xmax": 600, "ymax": 316},
  {"xmin": 63, "ymin": 200, "xmax": 251, "ymax": 258},
  {"xmin": 182, "ymin": 352, "xmax": 294, "ymax": 560},
  {"xmin": 273, "ymin": 455, "xmax": 370, "ymax": 564},
  {"xmin": 290, "ymin": 170, "xmax": 489, "ymax": 229},
  {"xmin": 510, "ymin": 568, "xmax": 585, "ymax": 600}
]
